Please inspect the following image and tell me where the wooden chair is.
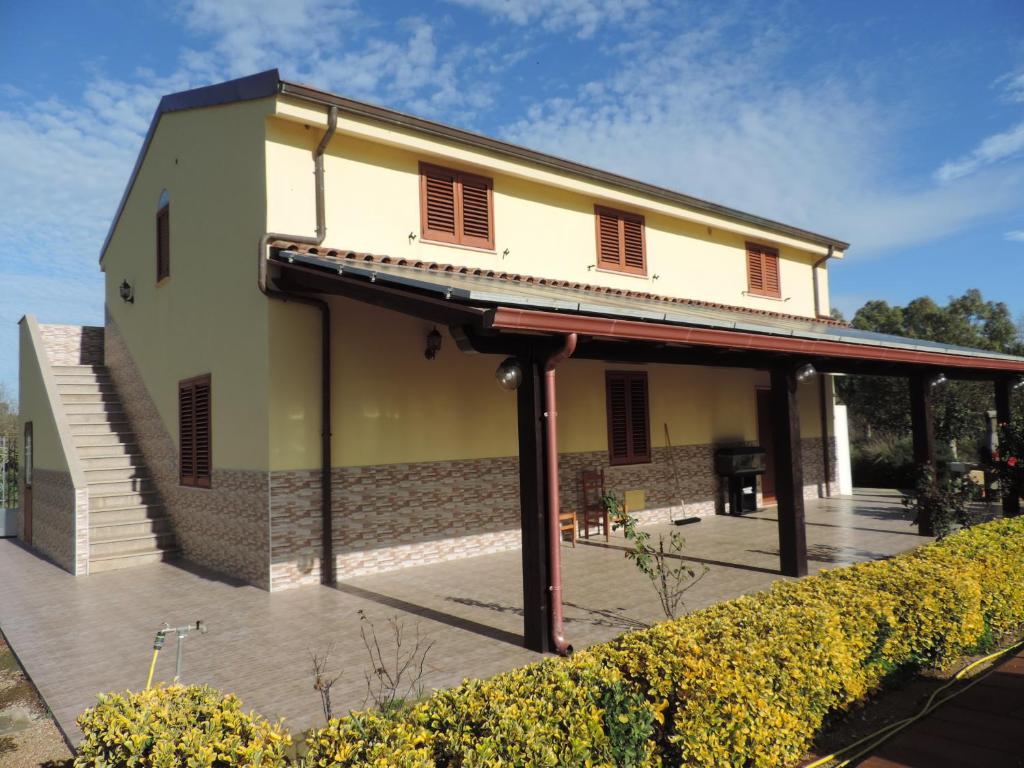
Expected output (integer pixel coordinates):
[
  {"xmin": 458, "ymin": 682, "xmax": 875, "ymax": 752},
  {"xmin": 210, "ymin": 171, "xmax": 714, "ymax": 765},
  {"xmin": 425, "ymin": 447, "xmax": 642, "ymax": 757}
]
[
  {"xmin": 580, "ymin": 470, "xmax": 609, "ymax": 541},
  {"xmin": 559, "ymin": 509, "xmax": 577, "ymax": 547}
]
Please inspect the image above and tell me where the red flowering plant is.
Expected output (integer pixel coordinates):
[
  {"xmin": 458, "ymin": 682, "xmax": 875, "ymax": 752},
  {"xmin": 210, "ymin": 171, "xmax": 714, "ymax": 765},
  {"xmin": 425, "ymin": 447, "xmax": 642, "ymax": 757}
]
[{"xmin": 989, "ymin": 417, "xmax": 1024, "ymax": 507}]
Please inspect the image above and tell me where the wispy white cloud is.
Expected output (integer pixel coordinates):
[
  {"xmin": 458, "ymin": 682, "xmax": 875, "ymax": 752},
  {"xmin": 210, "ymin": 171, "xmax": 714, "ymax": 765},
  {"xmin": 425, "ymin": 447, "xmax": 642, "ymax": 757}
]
[
  {"xmin": 502, "ymin": 10, "xmax": 1024, "ymax": 255},
  {"xmin": 934, "ymin": 121, "xmax": 1024, "ymax": 183},
  {"xmin": 1006, "ymin": 230, "xmax": 1024, "ymax": 242},
  {"xmin": 447, "ymin": 0, "xmax": 650, "ymax": 38}
]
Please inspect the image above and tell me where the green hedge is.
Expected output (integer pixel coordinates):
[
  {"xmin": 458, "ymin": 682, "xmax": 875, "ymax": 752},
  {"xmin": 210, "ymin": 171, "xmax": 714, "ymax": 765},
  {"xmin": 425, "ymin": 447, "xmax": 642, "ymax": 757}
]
[{"xmin": 76, "ymin": 516, "xmax": 1024, "ymax": 767}]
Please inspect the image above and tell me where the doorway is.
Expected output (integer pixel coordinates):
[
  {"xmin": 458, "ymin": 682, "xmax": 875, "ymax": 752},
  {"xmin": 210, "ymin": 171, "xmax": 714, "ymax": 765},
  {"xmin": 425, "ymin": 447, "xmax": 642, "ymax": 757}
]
[
  {"xmin": 755, "ymin": 389, "xmax": 776, "ymax": 503},
  {"xmin": 23, "ymin": 421, "xmax": 32, "ymax": 544}
]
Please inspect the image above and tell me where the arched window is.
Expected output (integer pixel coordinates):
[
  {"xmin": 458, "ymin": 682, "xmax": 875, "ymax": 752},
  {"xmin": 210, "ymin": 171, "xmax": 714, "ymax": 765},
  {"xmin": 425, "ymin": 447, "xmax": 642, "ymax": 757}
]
[{"xmin": 156, "ymin": 190, "xmax": 170, "ymax": 282}]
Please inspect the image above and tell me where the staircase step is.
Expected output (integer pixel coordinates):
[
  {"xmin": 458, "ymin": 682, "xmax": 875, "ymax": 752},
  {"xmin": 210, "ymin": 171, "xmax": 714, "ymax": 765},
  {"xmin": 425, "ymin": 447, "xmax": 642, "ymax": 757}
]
[
  {"xmin": 90, "ymin": 532, "xmax": 177, "ymax": 560},
  {"xmin": 90, "ymin": 504, "xmax": 166, "ymax": 526},
  {"xmin": 91, "ymin": 517, "xmax": 173, "ymax": 542},
  {"xmin": 84, "ymin": 467, "xmax": 150, "ymax": 484},
  {"xmin": 60, "ymin": 392, "xmax": 121, "ymax": 405},
  {"xmin": 67, "ymin": 415, "xmax": 127, "ymax": 428},
  {"xmin": 89, "ymin": 549, "xmax": 180, "ymax": 573},
  {"xmin": 89, "ymin": 491, "xmax": 161, "ymax": 511},
  {"xmin": 77, "ymin": 442, "xmax": 139, "ymax": 457},
  {"xmin": 64, "ymin": 401, "xmax": 125, "ymax": 415},
  {"xmin": 87, "ymin": 477, "xmax": 155, "ymax": 496},
  {"xmin": 80, "ymin": 454, "xmax": 144, "ymax": 470},
  {"xmin": 56, "ymin": 383, "xmax": 117, "ymax": 395},
  {"xmin": 51, "ymin": 368, "xmax": 106, "ymax": 376},
  {"xmin": 73, "ymin": 433, "xmax": 133, "ymax": 449},
  {"xmin": 52, "ymin": 373, "xmax": 112, "ymax": 386},
  {"xmin": 70, "ymin": 421, "xmax": 133, "ymax": 436}
]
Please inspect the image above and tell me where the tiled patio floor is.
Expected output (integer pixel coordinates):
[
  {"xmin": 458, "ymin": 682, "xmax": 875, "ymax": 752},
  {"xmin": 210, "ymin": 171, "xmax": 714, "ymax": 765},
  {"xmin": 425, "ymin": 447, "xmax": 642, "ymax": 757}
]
[{"xmin": 0, "ymin": 490, "xmax": 939, "ymax": 744}]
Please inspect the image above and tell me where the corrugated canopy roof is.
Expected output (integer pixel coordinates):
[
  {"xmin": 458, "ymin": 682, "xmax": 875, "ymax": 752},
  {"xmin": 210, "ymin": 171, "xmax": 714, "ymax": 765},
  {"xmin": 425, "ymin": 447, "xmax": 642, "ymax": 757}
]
[{"xmin": 270, "ymin": 245, "xmax": 1024, "ymax": 376}]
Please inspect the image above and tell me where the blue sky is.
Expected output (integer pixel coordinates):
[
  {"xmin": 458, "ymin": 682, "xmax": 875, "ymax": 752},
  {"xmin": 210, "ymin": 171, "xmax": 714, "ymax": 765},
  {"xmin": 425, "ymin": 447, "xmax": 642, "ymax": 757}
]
[{"xmin": 1, "ymin": 0, "xmax": 1023, "ymax": 400}]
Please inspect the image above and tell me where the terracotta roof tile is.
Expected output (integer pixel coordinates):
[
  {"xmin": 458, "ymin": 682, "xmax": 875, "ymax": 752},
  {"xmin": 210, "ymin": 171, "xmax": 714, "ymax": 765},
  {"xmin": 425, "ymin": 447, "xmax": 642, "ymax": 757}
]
[{"xmin": 270, "ymin": 240, "xmax": 849, "ymax": 328}]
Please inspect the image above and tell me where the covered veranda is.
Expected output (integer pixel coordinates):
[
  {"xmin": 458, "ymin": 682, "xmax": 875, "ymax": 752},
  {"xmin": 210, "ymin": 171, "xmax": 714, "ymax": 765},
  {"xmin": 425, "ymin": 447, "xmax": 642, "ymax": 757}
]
[
  {"xmin": 271, "ymin": 244, "xmax": 1024, "ymax": 653},
  {"xmin": 0, "ymin": 490, "xmax": 939, "ymax": 743}
]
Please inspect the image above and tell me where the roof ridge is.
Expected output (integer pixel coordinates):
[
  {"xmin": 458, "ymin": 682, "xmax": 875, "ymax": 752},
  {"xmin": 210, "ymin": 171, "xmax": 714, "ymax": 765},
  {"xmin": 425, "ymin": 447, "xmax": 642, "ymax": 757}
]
[{"xmin": 269, "ymin": 240, "xmax": 849, "ymax": 328}]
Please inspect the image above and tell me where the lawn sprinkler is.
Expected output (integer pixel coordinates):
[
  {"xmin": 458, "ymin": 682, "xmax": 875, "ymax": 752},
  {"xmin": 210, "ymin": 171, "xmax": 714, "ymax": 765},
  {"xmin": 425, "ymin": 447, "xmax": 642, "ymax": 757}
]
[{"xmin": 145, "ymin": 621, "xmax": 208, "ymax": 689}]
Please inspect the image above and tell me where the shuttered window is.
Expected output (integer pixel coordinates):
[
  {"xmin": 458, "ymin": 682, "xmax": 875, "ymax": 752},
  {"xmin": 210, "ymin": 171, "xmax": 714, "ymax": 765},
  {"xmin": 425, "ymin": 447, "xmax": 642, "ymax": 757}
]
[
  {"xmin": 420, "ymin": 163, "xmax": 494, "ymax": 249},
  {"xmin": 179, "ymin": 374, "xmax": 211, "ymax": 488},
  {"xmin": 156, "ymin": 204, "xmax": 170, "ymax": 281},
  {"xmin": 606, "ymin": 371, "xmax": 650, "ymax": 465},
  {"xmin": 746, "ymin": 242, "xmax": 781, "ymax": 298},
  {"xmin": 595, "ymin": 206, "xmax": 646, "ymax": 275}
]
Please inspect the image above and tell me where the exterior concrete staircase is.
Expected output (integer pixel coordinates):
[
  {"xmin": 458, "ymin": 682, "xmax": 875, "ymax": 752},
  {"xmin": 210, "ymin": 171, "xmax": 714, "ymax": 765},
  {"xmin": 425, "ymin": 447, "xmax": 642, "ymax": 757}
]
[{"xmin": 54, "ymin": 362, "xmax": 179, "ymax": 572}]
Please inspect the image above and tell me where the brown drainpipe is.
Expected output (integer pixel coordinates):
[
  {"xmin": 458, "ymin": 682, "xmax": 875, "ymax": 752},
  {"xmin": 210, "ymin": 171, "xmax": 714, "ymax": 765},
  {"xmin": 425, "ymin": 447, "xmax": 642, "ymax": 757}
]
[
  {"xmin": 543, "ymin": 332, "xmax": 577, "ymax": 656},
  {"xmin": 257, "ymin": 105, "xmax": 338, "ymax": 586}
]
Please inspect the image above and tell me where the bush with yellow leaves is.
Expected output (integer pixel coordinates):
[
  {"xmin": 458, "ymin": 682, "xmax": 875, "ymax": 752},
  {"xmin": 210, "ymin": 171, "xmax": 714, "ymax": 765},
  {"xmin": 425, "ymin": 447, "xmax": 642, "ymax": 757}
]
[
  {"xmin": 74, "ymin": 684, "xmax": 290, "ymax": 768},
  {"xmin": 75, "ymin": 516, "xmax": 1024, "ymax": 767}
]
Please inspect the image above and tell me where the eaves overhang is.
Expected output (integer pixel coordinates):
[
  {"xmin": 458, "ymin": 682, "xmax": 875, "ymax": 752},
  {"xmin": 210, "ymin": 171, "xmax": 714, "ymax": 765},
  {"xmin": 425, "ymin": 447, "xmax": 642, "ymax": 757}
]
[{"xmin": 269, "ymin": 246, "xmax": 1024, "ymax": 377}]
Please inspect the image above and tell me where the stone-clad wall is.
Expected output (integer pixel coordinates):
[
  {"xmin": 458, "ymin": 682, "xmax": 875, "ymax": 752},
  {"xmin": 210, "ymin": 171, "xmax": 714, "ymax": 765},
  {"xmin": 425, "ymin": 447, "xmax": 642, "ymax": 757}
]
[
  {"xmin": 37, "ymin": 325, "xmax": 104, "ymax": 366},
  {"xmin": 26, "ymin": 469, "xmax": 77, "ymax": 572},
  {"xmin": 269, "ymin": 437, "xmax": 836, "ymax": 591},
  {"xmin": 104, "ymin": 314, "xmax": 271, "ymax": 588}
]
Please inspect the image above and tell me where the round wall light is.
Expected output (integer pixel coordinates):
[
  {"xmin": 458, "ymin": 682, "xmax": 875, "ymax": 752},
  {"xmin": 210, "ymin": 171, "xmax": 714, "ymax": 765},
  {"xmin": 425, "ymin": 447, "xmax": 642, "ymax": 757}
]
[{"xmin": 495, "ymin": 357, "xmax": 523, "ymax": 390}]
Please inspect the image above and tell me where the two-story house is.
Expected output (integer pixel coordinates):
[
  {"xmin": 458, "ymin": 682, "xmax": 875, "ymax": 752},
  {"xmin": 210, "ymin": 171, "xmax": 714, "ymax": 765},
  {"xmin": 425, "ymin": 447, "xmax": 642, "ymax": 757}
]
[{"xmin": 18, "ymin": 71, "xmax": 1024, "ymax": 653}]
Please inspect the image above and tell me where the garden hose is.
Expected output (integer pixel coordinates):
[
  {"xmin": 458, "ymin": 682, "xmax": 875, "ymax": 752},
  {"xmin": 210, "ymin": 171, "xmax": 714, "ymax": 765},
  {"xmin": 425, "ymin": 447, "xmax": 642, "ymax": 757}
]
[
  {"xmin": 805, "ymin": 636, "xmax": 1024, "ymax": 768},
  {"xmin": 145, "ymin": 627, "xmax": 169, "ymax": 690}
]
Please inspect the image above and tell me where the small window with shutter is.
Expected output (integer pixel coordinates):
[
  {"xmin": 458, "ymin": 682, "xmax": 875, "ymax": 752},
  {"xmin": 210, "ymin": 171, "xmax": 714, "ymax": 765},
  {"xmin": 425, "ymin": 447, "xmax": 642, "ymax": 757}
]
[
  {"xmin": 179, "ymin": 374, "xmax": 211, "ymax": 488},
  {"xmin": 594, "ymin": 206, "xmax": 646, "ymax": 275},
  {"xmin": 606, "ymin": 371, "xmax": 651, "ymax": 466},
  {"xmin": 419, "ymin": 162, "xmax": 494, "ymax": 249},
  {"xmin": 746, "ymin": 242, "xmax": 781, "ymax": 298},
  {"xmin": 156, "ymin": 191, "xmax": 170, "ymax": 282}
]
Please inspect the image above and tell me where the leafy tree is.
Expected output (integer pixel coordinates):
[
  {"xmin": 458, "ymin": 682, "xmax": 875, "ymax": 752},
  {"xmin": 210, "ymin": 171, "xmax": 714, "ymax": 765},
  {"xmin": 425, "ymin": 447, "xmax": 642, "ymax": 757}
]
[{"xmin": 837, "ymin": 290, "xmax": 1024, "ymax": 477}]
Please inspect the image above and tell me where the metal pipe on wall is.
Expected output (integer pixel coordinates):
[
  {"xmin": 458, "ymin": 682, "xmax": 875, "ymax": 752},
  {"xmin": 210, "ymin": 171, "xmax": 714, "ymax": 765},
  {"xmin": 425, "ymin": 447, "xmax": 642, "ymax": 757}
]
[
  {"xmin": 257, "ymin": 105, "xmax": 338, "ymax": 585},
  {"xmin": 543, "ymin": 332, "xmax": 577, "ymax": 655}
]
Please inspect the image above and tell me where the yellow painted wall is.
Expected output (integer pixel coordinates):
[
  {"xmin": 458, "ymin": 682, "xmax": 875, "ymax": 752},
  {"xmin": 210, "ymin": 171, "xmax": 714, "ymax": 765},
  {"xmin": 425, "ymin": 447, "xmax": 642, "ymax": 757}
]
[
  {"xmin": 18, "ymin": 320, "xmax": 68, "ymax": 473},
  {"xmin": 266, "ymin": 103, "xmax": 839, "ymax": 321},
  {"xmin": 269, "ymin": 296, "xmax": 825, "ymax": 471},
  {"xmin": 102, "ymin": 98, "xmax": 274, "ymax": 470}
]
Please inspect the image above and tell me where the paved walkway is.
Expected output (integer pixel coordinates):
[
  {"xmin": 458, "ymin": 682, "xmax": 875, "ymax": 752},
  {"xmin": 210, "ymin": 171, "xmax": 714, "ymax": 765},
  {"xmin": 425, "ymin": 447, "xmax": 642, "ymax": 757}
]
[
  {"xmin": 856, "ymin": 648, "xmax": 1024, "ymax": 767},
  {"xmin": 0, "ymin": 490, "xmax": 931, "ymax": 744}
]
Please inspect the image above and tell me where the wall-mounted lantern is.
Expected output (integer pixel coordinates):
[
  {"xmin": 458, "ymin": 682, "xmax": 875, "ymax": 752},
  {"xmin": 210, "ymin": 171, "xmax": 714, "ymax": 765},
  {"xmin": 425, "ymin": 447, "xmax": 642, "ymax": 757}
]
[
  {"xmin": 495, "ymin": 357, "xmax": 523, "ymax": 390},
  {"xmin": 424, "ymin": 327, "xmax": 442, "ymax": 360},
  {"xmin": 795, "ymin": 363, "xmax": 817, "ymax": 383},
  {"xmin": 119, "ymin": 279, "xmax": 135, "ymax": 304}
]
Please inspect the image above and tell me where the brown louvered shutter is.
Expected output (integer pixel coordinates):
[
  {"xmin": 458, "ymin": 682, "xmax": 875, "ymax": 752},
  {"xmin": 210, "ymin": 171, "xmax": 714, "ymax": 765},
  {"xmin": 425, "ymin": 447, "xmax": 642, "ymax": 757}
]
[
  {"xmin": 193, "ymin": 379, "xmax": 211, "ymax": 487},
  {"xmin": 627, "ymin": 375, "xmax": 650, "ymax": 461},
  {"xmin": 459, "ymin": 172, "xmax": 493, "ymax": 249},
  {"xmin": 179, "ymin": 375, "xmax": 211, "ymax": 487},
  {"xmin": 421, "ymin": 164, "xmax": 458, "ymax": 243},
  {"xmin": 746, "ymin": 242, "xmax": 781, "ymax": 298},
  {"xmin": 179, "ymin": 382, "xmax": 195, "ymax": 486},
  {"xmin": 156, "ymin": 205, "xmax": 170, "ymax": 281},
  {"xmin": 596, "ymin": 209, "xmax": 622, "ymax": 268},
  {"xmin": 595, "ymin": 206, "xmax": 646, "ymax": 275},
  {"xmin": 606, "ymin": 371, "xmax": 650, "ymax": 465},
  {"xmin": 607, "ymin": 374, "xmax": 629, "ymax": 462},
  {"xmin": 622, "ymin": 215, "xmax": 645, "ymax": 274}
]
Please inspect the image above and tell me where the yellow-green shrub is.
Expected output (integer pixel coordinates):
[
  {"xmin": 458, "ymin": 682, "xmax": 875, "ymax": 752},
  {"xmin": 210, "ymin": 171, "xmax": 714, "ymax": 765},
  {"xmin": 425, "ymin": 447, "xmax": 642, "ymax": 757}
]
[
  {"xmin": 74, "ymin": 684, "xmax": 290, "ymax": 768},
  {"xmin": 76, "ymin": 517, "xmax": 1024, "ymax": 767}
]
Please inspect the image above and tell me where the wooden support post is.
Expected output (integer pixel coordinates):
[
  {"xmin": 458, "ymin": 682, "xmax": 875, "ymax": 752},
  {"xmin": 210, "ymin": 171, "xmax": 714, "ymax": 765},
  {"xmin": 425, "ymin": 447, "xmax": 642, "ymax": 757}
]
[
  {"xmin": 994, "ymin": 378, "xmax": 1020, "ymax": 518},
  {"xmin": 516, "ymin": 355, "xmax": 550, "ymax": 652},
  {"xmin": 909, "ymin": 374, "xmax": 936, "ymax": 536},
  {"xmin": 771, "ymin": 367, "xmax": 807, "ymax": 577}
]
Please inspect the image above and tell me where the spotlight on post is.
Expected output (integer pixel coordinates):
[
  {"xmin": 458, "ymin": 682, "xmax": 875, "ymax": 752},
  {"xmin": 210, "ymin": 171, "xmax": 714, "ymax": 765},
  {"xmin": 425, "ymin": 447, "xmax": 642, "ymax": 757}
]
[
  {"xmin": 795, "ymin": 363, "xmax": 817, "ymax": 383},
  {"xmin": 495, "ymin": 357, "xmax": 523, "ymax": 390},
  {"xmin": 930, "ymin": 373, "xmax": 948, "ymax": 389}
]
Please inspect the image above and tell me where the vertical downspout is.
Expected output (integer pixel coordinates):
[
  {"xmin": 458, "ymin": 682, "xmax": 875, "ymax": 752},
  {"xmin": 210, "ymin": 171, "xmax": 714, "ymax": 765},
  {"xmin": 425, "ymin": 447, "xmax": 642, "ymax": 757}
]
[
  {"xmin": 258, "ymin": 104, "xmax": 338, "ymax": 586},
  {"xmin": 819, "ymin": 374, "xmax": 832, "ymax": 497},
  {"xmin": 544, "ymin": 333, "xmax": 577, "ymax": 656},
  {"xmin": 812, "ymin": 245, "xmax": 834, "ymax": 319}
]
